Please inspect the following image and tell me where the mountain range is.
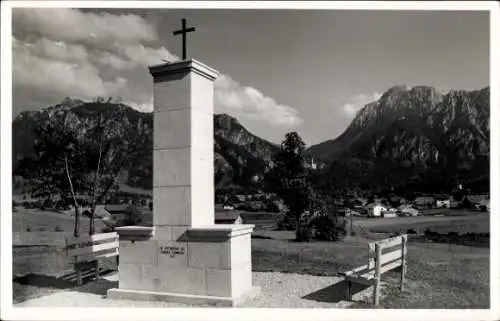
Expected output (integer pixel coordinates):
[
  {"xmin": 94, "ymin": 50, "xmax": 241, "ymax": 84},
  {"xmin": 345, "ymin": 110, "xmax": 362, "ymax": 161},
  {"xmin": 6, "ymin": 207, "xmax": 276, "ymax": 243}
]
[
  {"xmin": 12, "ymin": 84, "xmax": 490, "ymax": 196},
  {"xmin": 12, "ymin": 99, "xmax": 279, "ymax": 192},
  {"xmin": 307, "ymin": 85, "xmax": 490, "ymax": 194}
]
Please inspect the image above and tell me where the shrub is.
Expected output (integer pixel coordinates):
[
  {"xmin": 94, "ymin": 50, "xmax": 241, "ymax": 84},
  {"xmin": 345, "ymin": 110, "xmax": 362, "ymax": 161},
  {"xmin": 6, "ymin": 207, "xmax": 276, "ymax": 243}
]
[
  {"xmin": 309, "ymin": 215, "xmax": 347, "ymax": 241},
  {"xmin": 276, "ymin": 214, "xmax": 296, "ymax": 231},
  {"xmin": 42, "ymin": 198, "xmax": 54, "ymax": 209},
  {"xmin": 125, "ymin": 205, "xmax": 146, "ymax": 226},
  {"xmin": 54, "ymin": 225, "xmax": 64, "ymax": 232},
  {"xmin": 265, "ymin": 200, "xmax": 280, "ymax": 213},
  {"xmin": 295, "ymin": 212, "xmax": 313, "ymax": 242}
]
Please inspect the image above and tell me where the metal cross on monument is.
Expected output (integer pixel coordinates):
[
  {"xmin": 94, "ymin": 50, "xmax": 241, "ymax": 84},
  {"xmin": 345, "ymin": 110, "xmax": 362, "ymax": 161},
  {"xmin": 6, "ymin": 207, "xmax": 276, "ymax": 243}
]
[{"xmin": 173, "ymin": 18, "xmax": 196, "ymax": 60}]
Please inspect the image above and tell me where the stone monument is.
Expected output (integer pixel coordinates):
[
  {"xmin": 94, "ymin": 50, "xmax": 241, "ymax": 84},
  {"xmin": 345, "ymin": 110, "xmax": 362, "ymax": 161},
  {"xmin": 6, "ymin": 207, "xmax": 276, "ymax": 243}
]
[{"xmin": 106, "ymin": 59, "xmax": 258, "ymax": 306}]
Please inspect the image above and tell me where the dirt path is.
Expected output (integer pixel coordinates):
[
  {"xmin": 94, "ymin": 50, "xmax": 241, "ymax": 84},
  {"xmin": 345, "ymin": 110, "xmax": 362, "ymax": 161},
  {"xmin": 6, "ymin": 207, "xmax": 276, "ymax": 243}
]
[{"xmin": 15, "ymin": 272, "xmax": 377, "ymax": 308}]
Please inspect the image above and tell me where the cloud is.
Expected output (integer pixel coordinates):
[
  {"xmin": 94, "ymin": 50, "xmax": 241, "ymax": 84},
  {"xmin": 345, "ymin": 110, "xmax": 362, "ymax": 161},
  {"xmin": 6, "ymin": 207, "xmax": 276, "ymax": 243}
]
[
  {"xmin": 13, "ymin": 8, "xmax": 157, "ymax": 46},
  {"xmin": 214, "ymin": 75, "xmax": 302, "ymax": 127},
  {"xmin": 12, "ymin": 8, "xmax": 301, "ymax": 129},
  {"xmin": 340, "ymin": 92, "xmax": 382, "ymax": 118},
  {"xmin": 12, "ymin": 8, "xmax": 177, "ymax": 111},
  {"xmin": 13, "ymin": 37, "xmax": 128, "ymax": 101}
]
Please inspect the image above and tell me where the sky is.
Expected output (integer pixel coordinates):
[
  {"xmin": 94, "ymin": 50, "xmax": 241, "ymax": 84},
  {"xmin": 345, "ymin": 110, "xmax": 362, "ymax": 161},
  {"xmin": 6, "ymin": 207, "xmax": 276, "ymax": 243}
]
[{"xmin": 11, "ymin": 8, "xmax": 490, "ymax": 145}]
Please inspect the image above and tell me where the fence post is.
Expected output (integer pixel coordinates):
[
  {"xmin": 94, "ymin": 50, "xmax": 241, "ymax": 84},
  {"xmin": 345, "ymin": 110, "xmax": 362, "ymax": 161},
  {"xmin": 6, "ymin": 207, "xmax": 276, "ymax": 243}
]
[
  {"xmin": 76, "ymin": 266, "xmax": 82, "ymax": 286},
  {"xmin": 346, "ymin": 281, "xmax": 352, "ymax": 301},
  {"xmin": 400, "ymin": 235, "xmax": 407, "ymax": 291},
  {"xmin": 373, "ymin": 243, "xmax": 382, "ymax": 306},
  {"xmin": 350, "ymin": 214, "xmax": 353, "ymax": 237},
  {"xmin": 94, "ymin": 260, "xmax": 100, "ymax": 281}
]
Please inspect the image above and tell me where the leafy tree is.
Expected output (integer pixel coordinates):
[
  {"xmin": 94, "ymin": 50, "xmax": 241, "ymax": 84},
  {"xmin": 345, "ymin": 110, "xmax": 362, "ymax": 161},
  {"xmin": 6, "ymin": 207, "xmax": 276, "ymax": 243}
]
[
  {"xmin": 265, "ymin": 132, "xmax": 310, "ymax": 240},
  {"xmin": 15, "ymin": 110, "xmax": 88, "ymax": 236},
  {"xmin": 14, "ymin": 98, "xmax": 147, "ymax": 236},
  {"xmin": 452, "ymin": 190, "xmax": 465, "ymax": 202}
]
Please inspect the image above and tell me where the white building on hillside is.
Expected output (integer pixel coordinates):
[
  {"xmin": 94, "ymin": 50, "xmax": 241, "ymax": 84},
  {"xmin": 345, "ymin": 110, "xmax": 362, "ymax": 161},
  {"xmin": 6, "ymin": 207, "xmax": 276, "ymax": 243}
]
[
  {"xmin": 436, "ymin": 199, "xmax": 451, "ymax": 208},
  {"xmin": 365, "ymin": 203, "xmax": 387, "ymax": 217}
]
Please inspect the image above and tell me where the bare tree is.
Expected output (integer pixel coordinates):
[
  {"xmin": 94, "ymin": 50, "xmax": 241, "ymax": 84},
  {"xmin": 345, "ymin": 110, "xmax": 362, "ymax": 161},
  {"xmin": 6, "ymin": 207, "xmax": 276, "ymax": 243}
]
[
  {"xmin": 83, "ymin": 106, "xmax": 145, "ymax": 235},
  {"xmin": 21, "ymin": 110, "xmax": 87, "ymax": 236}
]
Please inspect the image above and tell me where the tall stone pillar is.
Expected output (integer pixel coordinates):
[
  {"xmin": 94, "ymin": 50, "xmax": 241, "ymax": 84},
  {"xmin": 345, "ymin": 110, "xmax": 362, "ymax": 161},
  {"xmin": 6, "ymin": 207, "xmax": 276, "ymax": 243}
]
[
  {"xmin": 152, "ymin": 59, "xmax": 216, "ymax": 233},
  {"xmin": 107, "ymin": 60, "xmax": 258, "ymax": 306}
]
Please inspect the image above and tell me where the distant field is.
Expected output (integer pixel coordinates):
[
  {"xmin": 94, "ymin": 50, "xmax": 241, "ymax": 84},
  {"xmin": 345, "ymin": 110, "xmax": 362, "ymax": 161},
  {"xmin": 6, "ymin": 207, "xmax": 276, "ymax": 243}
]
[
  {"xmin": 241, "ymin": 209, "xmax": 490, "ymax": 235},
  {"xmin": 12, "ymin": 207, "xmax": 107, "ymax": 234},
  {"xmin": 352, "ymin": 213, "xmax": 489, "ymax": 234},
  {"xmin": 419, "ymin": 208, "xmax": 486, "ymax": 216}
]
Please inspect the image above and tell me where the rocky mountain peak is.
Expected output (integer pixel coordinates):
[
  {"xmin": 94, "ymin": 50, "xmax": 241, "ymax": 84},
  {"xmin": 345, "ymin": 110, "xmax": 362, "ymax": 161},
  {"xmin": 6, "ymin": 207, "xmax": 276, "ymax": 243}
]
[
  {"xmin": 306, "ymin": 85, "xmax": 490, "ymax": 194},
  {"xmin": 55, "ymin": 97, "xmax": 85, "ymax": 109},
  {"xmin": 352, "ymin": 85, "xmax": 448, "ymax": 129}
]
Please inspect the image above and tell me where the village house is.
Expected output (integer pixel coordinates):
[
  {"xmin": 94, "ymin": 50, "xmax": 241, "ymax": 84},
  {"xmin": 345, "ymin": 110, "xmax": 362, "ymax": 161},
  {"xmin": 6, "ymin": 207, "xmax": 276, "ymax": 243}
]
[
  {"xmin": 365, "ymin": 203, "xmax": 387, "ymax": 217},
  {"xmin": 337, "ymin": 208, "xmax": 350, "ymax": 217},
  {"xmin": 303, "ymin": 157, "xmax": 318, "ymax": 170},
  {"xmin": 103, "ymin": 204, "xmax": 129, "ymax": 221},
  {"xmin": 463, "ymin": 194, "xmax": 489, "ymax": 210},
  {"xmin": 436, "ymin": 199, "xmax": 451, "ymax": 208},
  {"xmin": 479, "ymin": 199, "xmax": 490, "ymax": 212},
  {"xmin": 434, "ymin": 194, "xmax": 458, "ymax": 208},
  {"xmin": 80, "ymin": 204, "xmax": 112, "ymax": 218},
  {"xmin": 346, "ymin": 197, "xmax": 368, "ymax": 210}
]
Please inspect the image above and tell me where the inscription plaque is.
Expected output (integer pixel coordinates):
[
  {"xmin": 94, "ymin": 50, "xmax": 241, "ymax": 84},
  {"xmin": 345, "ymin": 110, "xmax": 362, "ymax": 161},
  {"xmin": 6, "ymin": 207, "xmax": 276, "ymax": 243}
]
[{"xmin": 159, "ymin": 246, "xmax": 186, "ymax": 258}]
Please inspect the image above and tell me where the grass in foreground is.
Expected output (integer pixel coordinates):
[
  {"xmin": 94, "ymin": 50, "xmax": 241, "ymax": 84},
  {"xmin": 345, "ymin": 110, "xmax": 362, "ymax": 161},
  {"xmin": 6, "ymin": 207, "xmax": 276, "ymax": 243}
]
[{"xmin": 251, "ymin": 231, "xmax": 489, "ymax": 309}]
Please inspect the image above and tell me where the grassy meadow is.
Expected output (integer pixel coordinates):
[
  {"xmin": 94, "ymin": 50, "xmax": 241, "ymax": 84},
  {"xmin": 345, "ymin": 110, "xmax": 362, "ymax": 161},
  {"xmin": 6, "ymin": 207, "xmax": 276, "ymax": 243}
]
[{"xmin": 352, "ymin": 211, "xmax": 489, "ymax": 234}]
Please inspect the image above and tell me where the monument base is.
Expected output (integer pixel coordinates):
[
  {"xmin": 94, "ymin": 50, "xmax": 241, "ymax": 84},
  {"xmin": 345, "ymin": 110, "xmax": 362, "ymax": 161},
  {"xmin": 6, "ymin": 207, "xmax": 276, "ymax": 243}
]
[{"xmin": 106, "ymin": 286, "xmax": 260, "ymax": 307}]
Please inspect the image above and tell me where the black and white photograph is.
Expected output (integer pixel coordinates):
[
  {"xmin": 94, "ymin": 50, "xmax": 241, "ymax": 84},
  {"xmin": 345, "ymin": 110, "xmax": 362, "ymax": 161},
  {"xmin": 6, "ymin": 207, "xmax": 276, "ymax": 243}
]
[{"xmin": 1, "ymin": 1, "xmax": 498, "ymax": 320}]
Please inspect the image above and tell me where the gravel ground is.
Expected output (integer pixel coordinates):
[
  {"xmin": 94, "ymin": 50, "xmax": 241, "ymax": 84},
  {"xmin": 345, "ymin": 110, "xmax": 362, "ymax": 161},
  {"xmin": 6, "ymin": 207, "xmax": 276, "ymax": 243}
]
[{"xmin": 15, "ymin": 272, "xmax": 378, "ymax": 308}]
